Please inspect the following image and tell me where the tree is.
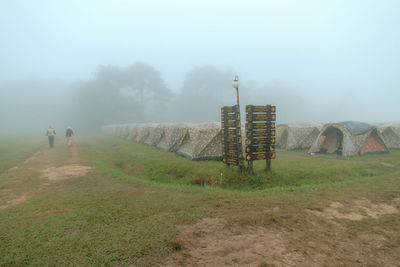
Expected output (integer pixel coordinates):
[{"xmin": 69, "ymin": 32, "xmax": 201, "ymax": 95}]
[
  {"xmin": 123, "ymin": 62, "xmax": 173, "ymax": 119},
  {"xmin": 72, "ymin": 63, "xmax": 173, "ymax": 131},
  {"xmin": 171, "ymin": 65, "xmax": 235, "ymax": 122}
]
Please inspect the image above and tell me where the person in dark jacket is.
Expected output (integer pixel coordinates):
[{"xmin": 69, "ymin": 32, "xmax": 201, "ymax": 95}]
[
  {"xmin": 65, "ymin": 127, "xmax": 74, "ymax": 147},
  {"xmin": 46, "ymin": 125, "xmax": 56, "ymax": 148}
]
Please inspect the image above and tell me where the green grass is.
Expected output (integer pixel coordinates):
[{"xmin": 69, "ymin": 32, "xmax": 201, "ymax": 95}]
[
  {"xmin": 86, "ymin": 136, "xmax": 400, "ymax": 191},
  {"xmin": 0, "ymin": 135, "xmax": 44, "ymax": 173},
  {"xmin": 0, "ymin": 135, "xmax": 400, "ymax": 266},
  {"xmin": 0, "ymin": 180, "xmax": 209, "ymax": 266}
]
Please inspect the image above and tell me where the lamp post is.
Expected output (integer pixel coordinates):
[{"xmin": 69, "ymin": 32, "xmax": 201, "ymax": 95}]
[
  {"xmin": 232, "ymin": 75, "xmax": 244, "ymax": 173},
  {"xmin": 232, "ymin": 75, "xmax": 239, "ymax": 107}
]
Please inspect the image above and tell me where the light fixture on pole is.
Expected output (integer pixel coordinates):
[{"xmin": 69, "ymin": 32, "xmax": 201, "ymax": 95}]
[{"xmin": 232, "ymin": 75, "xmax": 239, "ymax": 107}]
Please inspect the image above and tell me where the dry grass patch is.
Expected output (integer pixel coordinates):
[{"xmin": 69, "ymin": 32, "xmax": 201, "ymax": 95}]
[
  {"xmin": 307, "ymin": 198, "xmax": 399, "ymax": 221},
  {"xmin": 40, "ymin": 165, "xmax": 93, "ymax": 181},
  {"xmin": 380, "ymin": 162, "xmax": 396, "ymax": 168},
  {"xmin": 164, "ymin": 217, "xmax": 303, "ymax": 267},
  {"xmin": 0, "ymin": 194, "xmax": 27, "ymax": 211}
]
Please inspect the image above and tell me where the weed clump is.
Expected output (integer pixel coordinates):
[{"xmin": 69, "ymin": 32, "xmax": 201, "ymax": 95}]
[
  {"xmin": 169, "ymin": 240, "xmax": 183, "ymax": 251},
  {"xmin": 114, "ymin": 161, "xmax": 125, "ymax": 169}
]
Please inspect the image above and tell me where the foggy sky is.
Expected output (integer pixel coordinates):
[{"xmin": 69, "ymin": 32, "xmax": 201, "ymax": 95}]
[{"xmin": 1, "ymin": 0, "xmax": 400, "ymax": 124}]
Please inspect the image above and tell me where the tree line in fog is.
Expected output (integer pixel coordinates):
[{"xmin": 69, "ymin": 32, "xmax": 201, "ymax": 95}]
[{"xmin": 0, "ymin": 62, "xmax": 322, "ymax": 133}]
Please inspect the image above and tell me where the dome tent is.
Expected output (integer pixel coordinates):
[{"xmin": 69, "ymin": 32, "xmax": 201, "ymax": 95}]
[
  {"xmin": 126, "ymin": 124, "xmax": 138, "ymax": 141},
  {"xmin": 134, "ymin": 124, "xmax": 151, "ymax": 143},
  {"xmin": 378, "ymin": 123, "xmax": 400, "ymax": 149},
  {"xmin": 144, "ymin": 124, "xmax": 165, "ymax": 146},
  {"xmin": 276, "ymin": 123, "xmax": 322, "ymax": 150},
  {"xmin": 309, "ymin": 121, "xmax": 388, "ymax": 156},
  {"xmin": 176, "ymin": 122, "xmax": 222, "ymax": 160},
  {"xmin": 156, "ymin": 123, "xmax": 188, "ymax": 152}
]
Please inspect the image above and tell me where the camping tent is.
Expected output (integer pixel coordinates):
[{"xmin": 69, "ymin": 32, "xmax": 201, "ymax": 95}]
[
  {"xmin": 156, "ymin": 124, "xmax": 188, "ymax": 152},
  {"xmin": 122, "ymin": 124, "xmax": 132, "ymax": 140},
  {"xmin": 144, "ymin": 124, "xmax": 165, "ymax": 146},
  {"xmin": 378, "ymin": 123, "xmax": 400, "ymax": 149},
  {"xmin": 101, "ymin": 125, "xmax": 112, "ymax": 135},
  {"xmin": 276, "ymin": 123, "xmax": 321, "ymax": 150},
  {"xmin": 126, "ymin": 124, "xmax": 138, "ymax": 141},
  {"xmin": 102, "ymin": 122, "xmax": 235, "ymax": 160},
  {"xmin": 309, "ymin": 121, "xmax": 388, "ymax": 156},
  {"xmin": 176, "ymin": 122, "xmax": 222, "ymax": 160},
  {"xmin": 114, "ymin": 125, "xmax": 124, "ymax": 138},
  {"xmin": 111, "ymin": 125, "xmax": 119, "ymax": 137},
  {"xmin": 134, "ymin": 124, "xmax": 151, "ymax": 143}
]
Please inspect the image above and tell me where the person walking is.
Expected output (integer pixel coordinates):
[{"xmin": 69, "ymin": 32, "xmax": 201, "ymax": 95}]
[
  {"xmin": 65, "ymin": 127, "xmax": 74, "ymax": 147},
  {"xmin": 46, "ymin": 125, "xmax": 56, "ymax": 148}
]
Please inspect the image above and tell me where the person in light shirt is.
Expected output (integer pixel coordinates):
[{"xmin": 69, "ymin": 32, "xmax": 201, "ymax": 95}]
[{"xmin": 46, "ymin": 125, "xmax": 56, "ymax": 148}]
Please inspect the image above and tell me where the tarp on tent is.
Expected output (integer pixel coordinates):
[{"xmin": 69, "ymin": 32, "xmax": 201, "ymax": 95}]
[
  {"xmin": 102, "ymin": 122, "xmax": 235, "ymax": 160},
  {"xmin": 176, "ymin": 122, "xmax": 222, "ymax": 160},
  {"xmin": 309, "ymin": 121, "xmax": 388, "ymax": 156},
  {"xmin": 118, "ymin": 125, "xmax": 127, "ymax": 139},
  {"xmin": 126, "ymin": 124, "xmax": 138, "ymax": 141},
  {"xmin": 144, "ymin": 124, "xmax": 165, "ymax": 146},
  {"xmin": 134, "ymin": 124, "xmax": 150, "ymax": 143},
  {"xmin": 156, "ymin": 124, "xmax": 188, "ymax": 152},
  {"xmin": 276, "ymin": 123, "xmax": 322, "ymax": 150},
  {"xmin": 113, "ymin": 125, "xmax": 122, "ymax": 138},
  {"xmin": 101, "ymin": 125, "xmax": 111, "ymax": 135},
  {"xmin": 378, "ymin": 122, "xmax": 400, "ymax": 149},
  {"xmin": 121, "ymin": 125, "xmax": 132, "ymax": 140}
]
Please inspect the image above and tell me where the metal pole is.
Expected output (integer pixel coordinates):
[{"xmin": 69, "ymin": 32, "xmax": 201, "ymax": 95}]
[
  {"xmin": 234, "ymin": 80, "xmax": 244, "ymax": 174},
  {"xmin": 236, "ymin": 87, "xmax": 240, "ymax": 107}
]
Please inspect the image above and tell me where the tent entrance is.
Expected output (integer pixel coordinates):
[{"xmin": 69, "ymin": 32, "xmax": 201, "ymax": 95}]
[{"xmin": 320, "ymin": 127, "xmax": 343, "ymax": 154}]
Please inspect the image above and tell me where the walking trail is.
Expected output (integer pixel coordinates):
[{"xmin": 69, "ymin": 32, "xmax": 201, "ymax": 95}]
[{"xmin": 0, "ymin": 142, "xmax": 92, "ymax": 211}]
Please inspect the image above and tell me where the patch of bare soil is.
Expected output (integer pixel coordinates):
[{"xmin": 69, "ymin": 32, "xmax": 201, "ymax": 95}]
[
  {"xmin": 1, "ymin": 143, "xmax": 91, "ymax": 213},
  {"xmin": 7, "ymin": 166, "xmax": 19, "ymax": 172},
  {"xmin": 380, "ymin": 162, "xmax": 396, "ymax": 168},
  {"xmin": 0, "ymin": 195, "xmax": 27, "ymax": 211},
  {"xmin": 164, "ymin": 217, "xmax": 302, "ymax": 267},
  {"xmin": 307, "ymin": 198, "xmax": 399, "ymax": 221},
  {"xmin": 68, "ymin": 144, "xmax": 79, "ymax": 164},
  {"xmin": 41, "ymin": 165, "xmax": 93, "ymax": 181}
]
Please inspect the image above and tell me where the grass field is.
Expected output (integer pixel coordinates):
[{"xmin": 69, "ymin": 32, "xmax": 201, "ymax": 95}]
[
  {"xmin": 0, "ymin": 135, "xmax": 399, "ymax": 266},
  {"xmin": 0, "ymin": 135, "xmax": 44, "ymax": 173},
  {"xmin": 87, "ymin": 136, "xmax": 400, "ymax": 192}
]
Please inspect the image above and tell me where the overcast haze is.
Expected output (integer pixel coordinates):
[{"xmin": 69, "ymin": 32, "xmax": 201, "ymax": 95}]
[{"xmin": 1, "ymin": 0, "xmax": 399, "ymax": 131}]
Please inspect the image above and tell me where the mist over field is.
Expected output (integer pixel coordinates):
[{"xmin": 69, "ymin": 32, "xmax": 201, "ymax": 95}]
[{"xmin": 1, "ymin": 0, "xmax": 399, "ymax": 133}]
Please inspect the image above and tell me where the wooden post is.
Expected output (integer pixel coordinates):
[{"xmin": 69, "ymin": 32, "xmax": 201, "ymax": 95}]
[{"xmin": 266, "ymin": 158, "xmax": 271, "ymax": 171}]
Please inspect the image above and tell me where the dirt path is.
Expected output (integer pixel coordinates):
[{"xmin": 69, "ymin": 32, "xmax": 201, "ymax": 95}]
[
  {"xmin": 68, "ymin": 143, "xmax": 80, "ymax": 164},
  {"xmin": 0, "ymin": 143, "xmax": 93, "ymax": 211}
]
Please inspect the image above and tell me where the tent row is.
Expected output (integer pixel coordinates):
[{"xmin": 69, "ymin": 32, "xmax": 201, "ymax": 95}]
[
  {"xmin": 277, "ymin": 121, "xmax": 400, "ymax": 156},
  {"xmin": 101, "ymin": 123, "xmax": 222, "ymax": 160},
  {"xmin": 102, "ymin": 121, "xmax": 400, "ymax": 158},
  {"xmin": 103, "ymin": 122, "xmax": 325, "ymax": 159}
]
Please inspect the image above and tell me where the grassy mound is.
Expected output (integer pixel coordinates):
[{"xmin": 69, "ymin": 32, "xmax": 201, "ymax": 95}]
[{"xmin": 86, "ymin": 136, "xmax": 400, "ymax": 191}]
